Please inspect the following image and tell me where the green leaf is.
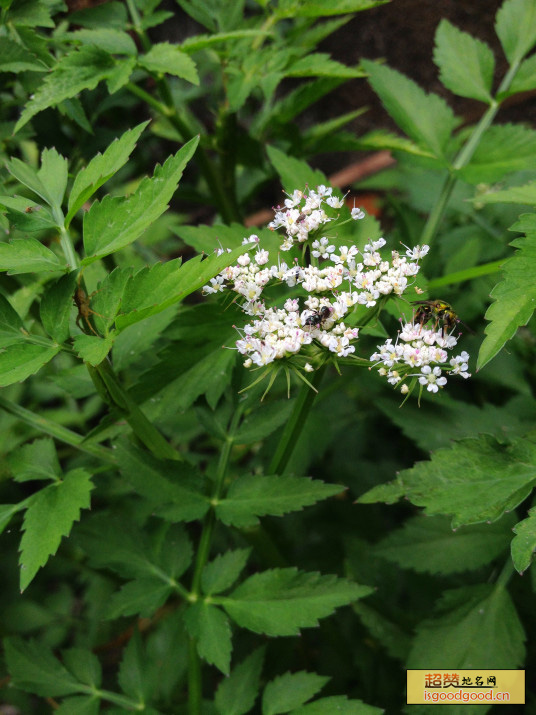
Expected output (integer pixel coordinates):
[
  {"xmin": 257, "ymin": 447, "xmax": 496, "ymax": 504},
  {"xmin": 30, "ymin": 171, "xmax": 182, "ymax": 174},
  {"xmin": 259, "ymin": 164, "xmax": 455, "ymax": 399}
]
[
  {"xmin": 262, "ymin": 671, "xmax": 329, "ymax": 715},
  {"xmin": 82, "ymin": 137, "xmax": 199, "ymax": 263},
  {"xmin": 407, "ymin": 584, "xmax": 525, "ymax": 668},
  {"xmin": 37, "ymin": 148, "xmax": 68, "ymax": 211},
  {"xmin": 139, "ymin": 42, "xmax": 199, "ymax": 85},
  {"xmin": 62, "ymin": 649, "xmax": 102, "ymax": 688},
  {"xmin": 8, "ymin": 437, "xmax": 60, "ymax": 482},
  {"xmin": 0, "ymin": 197, "xmax": 60, "ymax": 233},
  {"xmin": 0, "ymin": 343, "xmax": 62, "ymax": 387},
  {"xmin": 67, "ymin": 28, "xmax": 137, "ymax": 55},
  {"xmin": 181, "ymin": 29, "xmax": 269, "ymax": 53},
  {"xmin": 118, "ymin": 630, "xmax": 151, "ymax": 702},
  {"xmin": 0, "ymin": 503, "xmax": 28, "ymax": 536},
  {"xmin": 375, "ymin": 514, "xmax": 514, "ymax": 575},
  {"xmin": 114, "ymin": 243, "xmax": 249, "ymax": 330},
  {"xmin": 106, "ymin": 56, "xmax": 136, "ymax": 94},
  {"xmin": 277, "ymin": 0, "xmax": 389, "ymax": 18},
  {"xmin": 68, "ymin": 1, "xmax": 128, "ymax": 29},
  {"xmin": 433, "ymin": 19, "xmax": 494, "ymax": 102},
  {"xmin": 234, "ymin": 401, "xmax": 294, "ymax": 444},
  {"xmin": 56, "ymin": 696, "xmax": 100, "ymax": 715},
  {"xmin": 291, "ymin": 697, "xmax": 382, "ymax": 714},
  {"xmin": 266, "ymin": 145, "xmax": 328, "ymax": 196},
  {"xmin": 4, "ymin": 638, "xmax": 82, "ymax": 697},
  {"xmin": 114, "ymin": 441, "xmax": 209, "ymax": 522},
  {"xmin": 7, "ymin": 0, "xmax": 55, "ymax": 28},
  {"xmin": 201, "ymin": 549, "xmax": 251, "ymax": 596},
  {"xmin": 504, "ymin": 53, "xmax": 536, "ymax": 96},
  {"xmin": 460, "ymin": 124, "xmax": 536, "ymax": 183},
  {"xmin": 511, "ymin": 507, "xmax": 536, "ymax": 573},
  {"xmin": 375, "ymin": 435, "xmax": 536, "ymax": 527},
  {"xmin": 40, "ymin": 272, "xmax": 78, "ymax": 343},
  {"xmin": 478, "ymin": 233, "xmax": 536, "ymax": 370},
  {"xmin": 0, "ymin": 294, "xmax": 25, "ymax": 339},
  {"xmin": 215, "ymin": 647, "xmax": 265, "ymax": 715},
  {"xmin": 183, "ymin": 603, "xmax": 232, "ymax": 675},
  {"xmin": 285, "ymin": 54, "xmax": 364, "ymax": 79},
  {"xmin": 20, "ymin": 468, "xmax": 93, "ymax": 591},
  {"xmin": 215, "ymin": 475, "xmax": 344, "ymax": 527},
  {"xmin": 0, "ymin": 37, "xmax": 47, "ymax": 72},
  {"xmin": 472, "ymin": 180, "xmax": 536, "ymax": 205},
  {"xmin": 107, "ymin": 577, "xmax": 173, "ymax": 618},
  {"xmin": 14, "ymin": 46, "xmax": 116, "ymax": 133},
  {"xmin": 66, "ymin": 121, "xmax": 149, "ymax": 226},
  {"xmin": 0, "ymin": 238, "xmax": 63, "ymax": 274},
  {"xmin": 5, "ymin": 159, "xmax": 51, "ymax": 205},
  {"xmin": 222, "ymin": 569, "xmax": 372, "ymax": 636},
  {"xmin": 495, "ymin": 0, "xmax": 536, "ymax": 65},
  {"xmin": 72, "ymin": 334, "xmax": 115, "ymax": 366},
  {"xmin": 362, "ymin": 59, "xmax": 456, "ymax": 160},
  {"xmin": 357, "ymin": 129, "xmax": 433, "ymax": 157}
]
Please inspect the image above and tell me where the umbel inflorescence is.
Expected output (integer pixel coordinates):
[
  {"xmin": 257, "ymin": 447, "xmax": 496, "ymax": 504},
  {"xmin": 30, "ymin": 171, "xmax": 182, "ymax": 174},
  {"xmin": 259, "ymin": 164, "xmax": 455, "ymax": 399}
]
[{"xmin": 203, "ymin": 185, "xmax": 470, "ymax": 398}]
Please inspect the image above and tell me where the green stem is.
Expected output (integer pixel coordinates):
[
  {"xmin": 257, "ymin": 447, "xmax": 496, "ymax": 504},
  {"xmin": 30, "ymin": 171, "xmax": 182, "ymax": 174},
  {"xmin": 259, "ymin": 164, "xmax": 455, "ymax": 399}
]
[
  {"xmin": 493, "ymin": 558, "xmax": 515, "ymax": 591},
  {"xmin": 0, "ymin": 395, "xmax": 116, "ymax": 464},
  {"xmin": 58, "ymin": 224, "xmax": 79, "ymax": 270},
  {"xmin": 96, "ymin": 360, "xmax": 182, "ymax": 461},
  {"xmin": 269, "ymin": 366, "xmax": 326, "ymax": 475},
  {"xmin": 187, "ymin": 404, "xmax": 245, "ymax": 714},
  {"xmin": 427, "ymin": 259, "xmax": 504, "ymax": 290},
  {"xmin": 420, "ymin": 58, "xmax": 522, "ymax": 250}
]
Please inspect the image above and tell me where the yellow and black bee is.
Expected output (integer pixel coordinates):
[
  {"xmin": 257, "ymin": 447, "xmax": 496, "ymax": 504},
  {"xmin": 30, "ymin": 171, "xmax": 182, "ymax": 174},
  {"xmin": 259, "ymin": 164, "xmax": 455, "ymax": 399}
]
[{"xmin": 413, "ymin": 299, "xmax": 458, "ymax": 336}]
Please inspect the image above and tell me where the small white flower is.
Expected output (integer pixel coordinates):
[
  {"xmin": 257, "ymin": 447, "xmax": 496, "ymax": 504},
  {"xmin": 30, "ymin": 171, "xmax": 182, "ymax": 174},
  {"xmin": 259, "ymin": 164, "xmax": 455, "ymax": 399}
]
[
  {"xmin": 417, "ymin": 365, "xmax": 447, "ymax": 393},
  {"xmin": 351, "ymin": 207, "xmax": 365, "ymax": 220},
  {"xmin": 304, "ymin": 363, "xmax": 314, "ymax": 372}
]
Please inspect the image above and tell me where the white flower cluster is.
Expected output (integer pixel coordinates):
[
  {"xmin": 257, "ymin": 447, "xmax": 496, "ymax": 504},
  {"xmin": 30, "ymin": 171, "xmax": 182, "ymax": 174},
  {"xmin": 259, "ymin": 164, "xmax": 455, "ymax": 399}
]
[
  {"xmin": 371, "ymin": 323, "xmax": 471, "ymax": 394},
  {"xmin": 202, "ymin": 184, "xmax": 470, "ymax": 397}
]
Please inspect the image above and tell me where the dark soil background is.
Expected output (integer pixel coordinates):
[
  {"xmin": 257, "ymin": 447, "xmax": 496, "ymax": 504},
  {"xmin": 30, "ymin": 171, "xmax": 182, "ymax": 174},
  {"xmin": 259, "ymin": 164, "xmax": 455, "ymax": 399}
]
[{"xmin": 315, "ymin": 0, "xmax": 532, "ymax": 175}]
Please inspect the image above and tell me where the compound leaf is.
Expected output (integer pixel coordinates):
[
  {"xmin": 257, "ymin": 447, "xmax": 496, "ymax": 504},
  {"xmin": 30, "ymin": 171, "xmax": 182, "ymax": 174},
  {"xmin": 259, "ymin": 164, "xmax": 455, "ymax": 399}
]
[{"xmin": 223, "ymin": 569, "xmax": 371, "ymax": 636}]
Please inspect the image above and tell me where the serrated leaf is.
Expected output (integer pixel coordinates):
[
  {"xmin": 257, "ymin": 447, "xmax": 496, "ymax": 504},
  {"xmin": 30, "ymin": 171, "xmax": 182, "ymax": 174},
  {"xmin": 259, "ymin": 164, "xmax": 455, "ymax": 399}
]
[
  {"xmin": 0, "ymin": 197, "xmax": 59, "ymax": 233},
  {"xmin": 362, "ymin": 59, "xmax": 456, "ymax": 160},
  {"xmin": 181, "ymin": 29, "xmax": 268, "ymax": 53},
  {"xmin": 38, "ymin": 148, "xmax": 68, "ymax": 210},
  {"xmin": 262, "ymin": 671, "xmax": 329, "ymax": 715},
  {"xmin": 20, "ymin": 468, "xmax": 93, "ymax": 591},
  {"xmin": 266, "ymin": 145, "xmax": 328, "ymax": 196},
  {"xmin": 478, "ymin": 233, "xmax": 536, "ymax": 370},
  {"xmin": 495, "ymin": 0, "xmax": 536, "ymax": 65},
  {"xmin": 511, "ymin": 507, "xmax": 536, "ymax": 573},
  {"xmin": 407, "ymin": 584, "xmax": 525, "ymax": 669},
  {"xmin": 505, "ymin": 53, "xmax": 536, "ymax": 96},
  {"xmin": 433, "ymin": 20, "xmax": 494, "ymax": 102},
  {"xmin": 215, "ymin": 475, "xmax": 344, "ymax": 527},
  {"xmin": 357, "ymin": 480, "xmax": 405, "ymax": 505},
  {"xmin": 222, "ymin": 568, "xmax": 372, "ymax": 636},
  {"xmin": 5, "ymin": 159, "xmax": 51, "ymax": 205},
  {"xmin": 0, "ymin": 37, "xmax": 47, "ymax": 72},
  {"xmin": 114, "ymin": 441, "xmax": 209, "ymax": 522},
  {"xmin": 472, "ymin": 181, "xmax": 536, "ymax": 205},
  {"xmin": 82, "ymin": 137, "xmax": 198, "ymax": 263},
  {"xmin": 72, "ymin": 334, "xmax": 115, "ymax": 366},
  {"xmin": 67, "ymin": 28, "xmax": 137, "ymax": 56},
  {"xmin": 201, "ymin": 549, "xmax": 251, "ymax": 596},
  {"xmin": 0, "ymin": 503, "xmax": 27, "ymax": 536},
  {"xmin": 106, "ymin": 56, "xmax": 136, "ymax": 94},
  {"xmin": 8, "ymin": 437, "xmax": 60, "ymax": 482},
  {"xmin": 234, "ymin": 401, "xmax": 294, "ymax": 444},
  {"xmin": 184, "ymin": 603, "xmax": 232, "ymax": 675},
  {"xmin": 215, "ymin": 647, "xmax": 265, "ymax": 715},
  {"xmin": 460, "ymin": 124, "xmax": 536, "ymax": 183},
  {"xmin": 4, "ymin": 638, "xmax": 82, "ymax": 697},
  {"xmin": 139, "ymin": 42, "xmax": 199, "ymax": 85},
  {"xmin": 7, "ymin": 0, "xmax": 55, "ymax": 28},
  {"xmin": 292, "ymin": 696, "xmax": 382, "ymax": 714},
  {"xmin": 375, "ymin": 434, "xmax": 536, "ymax": 528},
  {"xmin": 107, "ymin": 577, "xmax": 173, "ymax": 618},
  {"xmin": 277, "ymin": 0, "xmax": 388, "ymax": 18},
  {"xmin": 0, "ymin": 343, "xmax": 61, "ymax": 387},
  {"xmin": 67, "ymin": 121, "xmax": 149, "ymax": 226},
  {"xmin": 56, "ymin": 696, "xmax": 99, "ymax": 715},
  {"xmin": 0, "ymin": 238, "xmax": 63, "ymax": 274},
  {"xmin": 40, "ymin": 272, "xmax": 78, "ymax": 343},
  {"xmin": 286, "ymin": 53, "xmax": 364, "ymax": 79},
  {"xmin": 15, "ymin": 46, "xmax": 116, "ymax": 133},
  {"xmin": 0, "ymin": 294, "xmax": 25, "ymax": 338},
  {"xmin": 357, "ymin": 129, "xmax": 432, "ymax": 157},
  {"xmin": 114, "ymin": 243, "xmax": 249, "ymax": 330},
  {"xmin": 375, "ymin": 514, "xmax": 514, "ymax": 575},
  {"xmin": 117, "ymin": 630, "xmax": 151, "ymax": 702},
  {"xmin": 62, "ymin": 649, "xmax": 102, "ymax": 689}
]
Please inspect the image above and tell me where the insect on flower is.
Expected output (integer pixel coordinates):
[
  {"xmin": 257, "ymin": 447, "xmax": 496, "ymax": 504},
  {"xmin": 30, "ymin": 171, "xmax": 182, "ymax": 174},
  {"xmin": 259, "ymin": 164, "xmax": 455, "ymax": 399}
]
[
  {"xmin": 413, "ymin": 299, "xmax": 458, "ymax": 336},
  {"xmin": 304, "ymin": 305, "xmax": 332, "ymax": 329}
]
